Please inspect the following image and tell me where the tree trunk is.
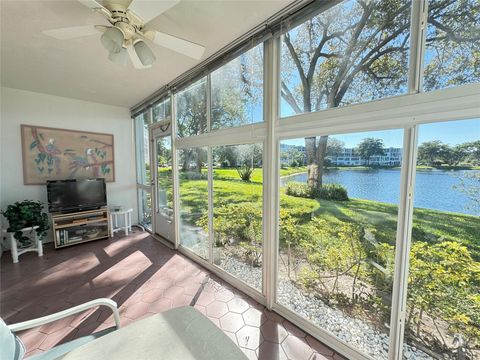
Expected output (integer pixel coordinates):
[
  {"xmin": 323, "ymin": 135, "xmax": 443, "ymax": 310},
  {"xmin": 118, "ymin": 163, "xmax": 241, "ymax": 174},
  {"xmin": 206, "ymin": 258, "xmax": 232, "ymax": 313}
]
[
  {"xmin": 195, "ymin": 148, "xmax": 203, "ymax": 173},
  {"xmin": 351, "ymin": 261, "xmax": 361, "ymax": 301},
  {"xmin": 305, "ymin": 137, "xmax": 318, "ymax": 189},
  {"xmin": 316, "ymin": 136, "xmax": 329, "ymax": 188},
  {"xmin": 416, "ymin": 308, "xmax": 424, "ymax": 337},
  {"xmin": 287, "ymin": 242, "xmax": 291, "ymax": 279}
]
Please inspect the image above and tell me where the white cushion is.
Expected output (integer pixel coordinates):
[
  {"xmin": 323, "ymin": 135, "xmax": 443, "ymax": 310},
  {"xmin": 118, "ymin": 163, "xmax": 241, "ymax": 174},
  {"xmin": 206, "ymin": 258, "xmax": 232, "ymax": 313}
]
[{"xmin": 0, "ymin": 318, "xmax": 25, "ymax": 360}]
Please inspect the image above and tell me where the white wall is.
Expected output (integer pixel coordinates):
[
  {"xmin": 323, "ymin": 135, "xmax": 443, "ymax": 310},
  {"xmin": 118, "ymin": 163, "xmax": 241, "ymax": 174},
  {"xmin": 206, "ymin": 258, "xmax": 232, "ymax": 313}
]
[{"xmin": 0, "ymin": 87, "xmax": 138, "ymax": 243}]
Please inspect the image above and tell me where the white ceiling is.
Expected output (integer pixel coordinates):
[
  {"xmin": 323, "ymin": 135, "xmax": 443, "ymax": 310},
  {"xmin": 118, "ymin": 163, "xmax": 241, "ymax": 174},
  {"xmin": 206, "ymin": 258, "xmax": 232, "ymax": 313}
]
[{"xmin": 1, "ymin": 0, "xmax": 293, "ymax": 108}]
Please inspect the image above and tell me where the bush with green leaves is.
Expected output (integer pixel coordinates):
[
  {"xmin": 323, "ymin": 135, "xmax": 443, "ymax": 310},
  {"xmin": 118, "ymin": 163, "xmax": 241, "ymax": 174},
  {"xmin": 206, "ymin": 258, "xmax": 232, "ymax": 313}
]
[
  {"xmin": 406, "ymin": 241, "xmax": 480, "ymax": 355},
  {"xmin": 236, "ymin": 164, "xmax": 254, "ymax": 182},
  {"xmin": 2, "ymin": 200, "xmax": 49, "ymax": 245},
  {"xmin": 317, "ymin": 184, "xmax": 349, "ymax": 201},
  {"xmin": 285, "ymin": 182, "xmax": 312, "ymax": 198},
  {"xmin": 285, "ymin": 182, "xmax": 349, "ymax": 201},
  {"xmin": 198, "ymin": 202, "xmax": 263, "ymax": 266},
  {"xmin": 180, "ymin": 171, "xmax": 207, "ymax": 180}
]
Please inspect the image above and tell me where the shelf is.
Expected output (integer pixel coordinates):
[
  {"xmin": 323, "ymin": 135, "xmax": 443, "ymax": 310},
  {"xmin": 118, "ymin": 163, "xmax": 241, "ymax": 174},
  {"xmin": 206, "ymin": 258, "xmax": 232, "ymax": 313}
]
[
  {"xmin": 51, "ymin": 207, "xmax": 110, "ymax": 249},
  {"xmin": 54, "ymin": 217, "xmax": 108, "ymax": 229},
  {"xmin": 55, "ymin": 234, "xmax": 109, "ymax": 249}
]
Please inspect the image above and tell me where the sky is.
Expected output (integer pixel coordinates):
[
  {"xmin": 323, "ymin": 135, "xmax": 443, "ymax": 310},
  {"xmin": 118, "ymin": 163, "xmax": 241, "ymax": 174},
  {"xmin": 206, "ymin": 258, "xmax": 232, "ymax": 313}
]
[{"xmin": 281, "ymin": 118, "xmax": 480, "ymax": 148}]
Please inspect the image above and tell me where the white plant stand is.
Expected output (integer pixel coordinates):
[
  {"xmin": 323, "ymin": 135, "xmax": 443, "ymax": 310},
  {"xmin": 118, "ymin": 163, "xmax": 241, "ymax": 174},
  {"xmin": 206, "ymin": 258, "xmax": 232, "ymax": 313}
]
[
  {"xmin": 2, "ymin": 226, "xmax": 43, "ymax": 263},
  {"xmin": 109, "ymin": 208, "xmax": 133, "ymax": 236}
]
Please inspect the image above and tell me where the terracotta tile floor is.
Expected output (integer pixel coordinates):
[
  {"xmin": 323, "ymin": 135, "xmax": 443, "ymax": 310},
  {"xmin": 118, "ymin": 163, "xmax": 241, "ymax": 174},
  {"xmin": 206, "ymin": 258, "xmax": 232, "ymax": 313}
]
[{"xmin": 1, "ymin": 230, "xmax": 345, "ymax": 360}]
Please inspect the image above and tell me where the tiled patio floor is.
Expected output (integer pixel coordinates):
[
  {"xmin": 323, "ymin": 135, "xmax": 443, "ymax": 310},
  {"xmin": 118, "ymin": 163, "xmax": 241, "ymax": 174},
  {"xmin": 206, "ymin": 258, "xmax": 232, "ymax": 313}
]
[{"xmin": 1, "ymin": 230, "xmax": 345, "ymax": 360}]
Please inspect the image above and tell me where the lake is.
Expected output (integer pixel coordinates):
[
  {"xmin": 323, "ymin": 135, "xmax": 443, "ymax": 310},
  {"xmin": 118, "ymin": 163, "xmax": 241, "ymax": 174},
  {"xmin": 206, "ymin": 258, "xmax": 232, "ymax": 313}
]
[{"xmin": 281, "ymin": 169, "xmax": 480, "ymax": 216}]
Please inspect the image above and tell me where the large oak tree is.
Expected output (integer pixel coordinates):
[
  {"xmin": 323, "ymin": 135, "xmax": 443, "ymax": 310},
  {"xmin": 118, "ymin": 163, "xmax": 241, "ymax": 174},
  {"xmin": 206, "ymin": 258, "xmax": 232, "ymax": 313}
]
[{"xmin": 281, "ymin": 0, "xmax": 480, "ymax": 190}]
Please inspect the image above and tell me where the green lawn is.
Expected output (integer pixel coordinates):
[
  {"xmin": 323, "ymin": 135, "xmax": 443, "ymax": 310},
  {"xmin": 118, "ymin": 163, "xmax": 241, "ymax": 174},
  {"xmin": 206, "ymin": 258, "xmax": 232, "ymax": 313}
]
[
  {"xmin": 178, "ymin": 167, "xmax": 479, "ymax": 260},
  {"xmin": 287, "ymin": 195, "xmax": 479, "ymax": 260},
  {"xmin": 211, "ymin": 167, "xmax": 307, "ymax": 183}
]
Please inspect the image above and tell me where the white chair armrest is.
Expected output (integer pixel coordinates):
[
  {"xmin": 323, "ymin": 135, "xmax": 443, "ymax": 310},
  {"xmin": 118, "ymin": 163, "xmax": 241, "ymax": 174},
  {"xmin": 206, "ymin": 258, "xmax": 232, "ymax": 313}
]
[{"xmin": 8, "ymin": 298, "xmax": 121, "ymax": 332}]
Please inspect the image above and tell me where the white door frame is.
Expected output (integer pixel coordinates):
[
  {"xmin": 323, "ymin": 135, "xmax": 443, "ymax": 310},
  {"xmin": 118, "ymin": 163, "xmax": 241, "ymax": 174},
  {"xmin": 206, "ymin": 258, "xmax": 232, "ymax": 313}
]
[{"xmin": 150, "ymin": 119, "xmax": 175, "ymax": 243}]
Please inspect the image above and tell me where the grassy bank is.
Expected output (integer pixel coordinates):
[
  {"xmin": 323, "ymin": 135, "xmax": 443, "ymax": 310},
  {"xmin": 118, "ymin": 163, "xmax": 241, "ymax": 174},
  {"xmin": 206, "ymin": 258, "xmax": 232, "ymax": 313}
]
[{"xmin": 178, "ymin": 168, "xmax": 479, "ymax": 259}]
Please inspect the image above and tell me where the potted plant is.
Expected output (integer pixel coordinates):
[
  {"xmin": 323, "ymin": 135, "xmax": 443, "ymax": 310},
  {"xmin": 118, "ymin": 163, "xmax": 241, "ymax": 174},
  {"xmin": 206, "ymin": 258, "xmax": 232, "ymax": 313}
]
[{"xmin": 2, "ymin": 200, "xmax": 49, "ymax": 248}]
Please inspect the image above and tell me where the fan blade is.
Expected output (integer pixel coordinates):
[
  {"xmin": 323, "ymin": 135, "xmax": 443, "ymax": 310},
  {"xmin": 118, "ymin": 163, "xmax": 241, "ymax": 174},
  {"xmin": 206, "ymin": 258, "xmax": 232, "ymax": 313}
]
[
  {"xmin": 77, "ymin": 0, "xmax": 107, "ymax": 11},
  {"xmin": 128, "ymin": 0, "xmax": 179, "ymax": 23},
  {"xmin": 150, "ymin": 31, "xmax": 205, "ymax": 60},
  {"xmin": 126, "ymin": 44, "xmax": 151, "ymax": 70},
  {"xmin": 43, "ymin": 25, "xmax": 100, "ymax": 40},
  {"xmin": 77, "ymin": 0, "xmax": 112, "ymax": 19}
]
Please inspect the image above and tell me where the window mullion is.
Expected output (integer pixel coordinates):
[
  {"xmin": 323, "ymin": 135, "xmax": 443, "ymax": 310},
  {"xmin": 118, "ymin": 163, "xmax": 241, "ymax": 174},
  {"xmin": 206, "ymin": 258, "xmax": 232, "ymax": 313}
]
[
  {"xmin": 207, "ymin": 146, "xmax": 214, "ymax": 264},
  {"xmin": 206, "ymin": 74, "xmax": 212, "ymax": 133},
  {"xmin": 171, "ymin": 92, "xmax": 181, "ymax": 249},
  {"xmin": 264, "ymin": 37, "xmax": 281, "ymax": 309},
  {"xmin": 388, "ymin": 125, "xmax": 419, "ymax": 360},
  {"xmin": 407, "ymin": 0, "xmax": 429, "ymax": 94}
]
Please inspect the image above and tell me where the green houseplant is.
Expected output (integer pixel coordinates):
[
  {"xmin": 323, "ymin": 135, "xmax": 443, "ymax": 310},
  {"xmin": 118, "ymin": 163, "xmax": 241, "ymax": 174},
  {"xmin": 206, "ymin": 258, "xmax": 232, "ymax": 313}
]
[{"xmin": 2, "ymin": 200, "xmax": 49, "ymax": 247}]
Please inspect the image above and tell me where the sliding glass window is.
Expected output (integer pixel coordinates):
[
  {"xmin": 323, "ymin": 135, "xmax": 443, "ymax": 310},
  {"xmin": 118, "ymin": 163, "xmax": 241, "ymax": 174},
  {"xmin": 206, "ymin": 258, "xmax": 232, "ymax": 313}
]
[
  {"xmin": 280, "ymin": 0, "xmax": 410, "ymax": 118},
  {"xmin": 211, "ymin": 44, "xmax": 264, "ymax": 130},
  {"xmin": 278, "ymin": 129, "xmax": 404, "ymax": 359},
  {"xmin": 212, "ymin": 144, "xmax": 263, "ymax": 291},
  {"xmin": 403, "ymin": 118, "xmax": 480, "ymax": 359}
]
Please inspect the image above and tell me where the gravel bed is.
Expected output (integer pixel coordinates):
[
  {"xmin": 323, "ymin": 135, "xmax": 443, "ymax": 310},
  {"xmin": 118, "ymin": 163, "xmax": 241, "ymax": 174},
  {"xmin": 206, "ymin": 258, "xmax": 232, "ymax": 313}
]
[{"xmin": 220, "ymin": 256, "xmax": 433, "ymax": 360}]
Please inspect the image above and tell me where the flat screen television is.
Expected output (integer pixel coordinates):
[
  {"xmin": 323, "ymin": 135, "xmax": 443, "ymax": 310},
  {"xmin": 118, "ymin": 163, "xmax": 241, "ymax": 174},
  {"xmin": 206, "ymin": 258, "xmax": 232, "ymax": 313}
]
[{"xmin": 47, "ymin": 178, "xmax": 107, "ymax": 213}]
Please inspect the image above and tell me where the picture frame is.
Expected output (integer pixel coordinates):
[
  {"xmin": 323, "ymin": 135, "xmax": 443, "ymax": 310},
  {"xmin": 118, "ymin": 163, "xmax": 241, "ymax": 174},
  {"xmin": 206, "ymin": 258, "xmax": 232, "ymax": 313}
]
[{"xmin": 21, "ymin": 124, "xmax": 115, "ymax": 185}]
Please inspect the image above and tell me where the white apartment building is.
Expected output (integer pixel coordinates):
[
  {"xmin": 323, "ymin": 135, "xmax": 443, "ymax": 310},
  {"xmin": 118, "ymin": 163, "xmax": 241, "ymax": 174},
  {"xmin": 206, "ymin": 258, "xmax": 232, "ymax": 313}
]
[{"xmin": 328, "ymin": 147, "xmax": 402, "ymax": 166}]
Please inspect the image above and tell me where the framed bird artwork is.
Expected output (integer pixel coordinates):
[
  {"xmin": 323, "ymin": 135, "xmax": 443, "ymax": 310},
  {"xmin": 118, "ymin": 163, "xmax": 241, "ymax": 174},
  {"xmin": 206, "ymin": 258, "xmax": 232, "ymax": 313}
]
[{"xmin": 21, "ymin": 125, "xmax": 115, "ymax": 185}]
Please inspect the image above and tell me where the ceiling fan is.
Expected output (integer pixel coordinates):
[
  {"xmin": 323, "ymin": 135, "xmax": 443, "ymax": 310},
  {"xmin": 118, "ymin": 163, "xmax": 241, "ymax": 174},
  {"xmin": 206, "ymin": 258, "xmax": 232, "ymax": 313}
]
[{"xmin": 42, "ymin": 0, "xmax": 205, "ymax": 69}]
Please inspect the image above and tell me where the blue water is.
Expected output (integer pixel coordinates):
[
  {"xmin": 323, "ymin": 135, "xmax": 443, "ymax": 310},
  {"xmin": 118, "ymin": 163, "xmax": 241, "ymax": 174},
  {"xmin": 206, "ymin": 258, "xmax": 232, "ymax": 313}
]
[{"xmin": 281, "ymin": 169, "xmax": 479, "ymax": 216}]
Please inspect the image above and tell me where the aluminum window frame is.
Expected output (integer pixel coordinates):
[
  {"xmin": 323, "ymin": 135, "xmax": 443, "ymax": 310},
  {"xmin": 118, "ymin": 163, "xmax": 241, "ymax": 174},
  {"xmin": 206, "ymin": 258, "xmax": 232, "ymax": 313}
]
[
  {"xmin": 133, "ymin": 1, "xmax": 480, "ymax": 358},
  {"xmin": 134, "ymin": 107, "xmax": 154, "ymax": 229}
]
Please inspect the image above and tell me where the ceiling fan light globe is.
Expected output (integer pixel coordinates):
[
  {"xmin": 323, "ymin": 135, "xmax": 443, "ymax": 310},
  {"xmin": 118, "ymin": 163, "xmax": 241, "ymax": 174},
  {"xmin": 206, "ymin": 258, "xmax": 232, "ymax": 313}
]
[
  {"xmin": 134, "ymin": 40, "xmax": 156, "ymax": 66},
  {"xmin": 108, "ymin": 47, "xmax": 128, "ymax": 66},
  {"xmin": 100, "ymin": 27, "xmax": 124, "ymax": 54}
]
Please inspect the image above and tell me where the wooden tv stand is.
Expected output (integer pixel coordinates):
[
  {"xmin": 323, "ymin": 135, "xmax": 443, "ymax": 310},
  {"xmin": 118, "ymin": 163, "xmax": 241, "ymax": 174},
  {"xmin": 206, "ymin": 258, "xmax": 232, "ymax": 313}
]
[{"xmin": 51, "ymin": 207, "xmax": 110, "ymax": 249}]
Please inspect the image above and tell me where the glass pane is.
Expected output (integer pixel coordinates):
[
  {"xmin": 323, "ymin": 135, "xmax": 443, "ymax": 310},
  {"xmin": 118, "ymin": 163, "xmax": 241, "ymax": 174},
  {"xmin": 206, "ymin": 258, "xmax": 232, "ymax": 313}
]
[
  {"xmin": 423, "ymin": 0, "xmax": 480, "ymax": 91},
  {"xmin": 137, "ymin": 188, "xmax": 152, "ymax": 230},
  {"xmin": 404, "ymin": 119, "xmax": 480, "ymax": 359},
  {"xmin": 280, "ymin": 0, "xmax": 410, "ymax": 117},
  {"xmin": 135, "ymin": 112, "xmax": 150, "ymax": 185},
  {"xmin": 211, "ymin": 45, "xmax": 264, "ymax": 129},
  {"xmin": 212, "ymin": 144, "xmax": 263, "ymax": 291},
  {"xmin": 156, "ymin": 136, "xmax": 173, "ymax": 219},
  {"xmin": 178, "ymin": 147, "xmax": 209, "ymax": 259},
  {"xmin": 278, "ymin": 130, "xmax": 404, "ymax": 359},
  {"xmin": 152, "ymin": 97, "xmax": 171, "ymax": 122},
  {"xmin": 175, "ymin": 78, "xmax": 207, "ymax": 138}
]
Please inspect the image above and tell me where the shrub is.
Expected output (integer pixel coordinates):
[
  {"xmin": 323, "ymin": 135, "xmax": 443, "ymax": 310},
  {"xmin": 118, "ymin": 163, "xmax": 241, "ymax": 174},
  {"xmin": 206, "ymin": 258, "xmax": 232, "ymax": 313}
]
[
  {"xmin": 181, "ymin": 171, "xmax": 207, "ymax": 180},
  {"xmin": 285, "ymin": 182, "xmax": 313, "ymax": 198},
  {"xmin": 317, "ymin": 184, "xmax": 349, "ymax": 201},
  {"xmin": 285, "ymin": 182, "xmax": 349, "ymax": 201},
  {"xmin": 236, "ymin": 164, "xmax": 254, "ymax": 182},
  {"xmin": 198, "ymin": 203, "xmax": 263, "ymax": 266},
  {"xmin": 406, "ymin": 241, "xmax": 480, "ymax": 352}
]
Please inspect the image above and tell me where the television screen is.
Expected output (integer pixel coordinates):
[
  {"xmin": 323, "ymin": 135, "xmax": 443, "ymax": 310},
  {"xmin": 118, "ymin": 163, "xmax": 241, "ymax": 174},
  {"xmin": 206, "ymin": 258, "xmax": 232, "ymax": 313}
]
[{"xmin": 47, "ymin": 178, "xmax": 107, "ymax": 213}]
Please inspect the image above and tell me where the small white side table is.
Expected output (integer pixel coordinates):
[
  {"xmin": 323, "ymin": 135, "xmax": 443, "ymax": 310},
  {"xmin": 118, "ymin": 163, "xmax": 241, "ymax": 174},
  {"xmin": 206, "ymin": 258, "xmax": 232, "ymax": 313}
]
[
  {"xmin": 109, "ymin": 208, "xmax": 133, "ymax": 236},
  {"xmin": 2, "ymin": 226, "xmax": 43, "ymax": 263}
]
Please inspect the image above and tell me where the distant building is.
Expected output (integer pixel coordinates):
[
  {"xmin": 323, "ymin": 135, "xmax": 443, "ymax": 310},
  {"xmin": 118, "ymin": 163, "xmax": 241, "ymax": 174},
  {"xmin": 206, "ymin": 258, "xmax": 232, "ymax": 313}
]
[
  {"xmin": 328, "ymin": 147, "xmax": 402, "ymax": 166},
  {"xmin": 280, "ymin": 143, "xmax": 306, "ymax": 165},
  {"xmin": 280, "ymin": 143, "xmax": 402, "ymax": 166},
  {"xmin": 280, "ymin": 144, "xmax": 402, "ymax": 166}
]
